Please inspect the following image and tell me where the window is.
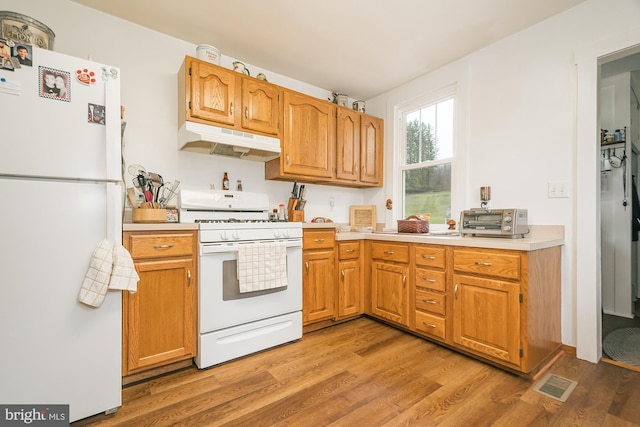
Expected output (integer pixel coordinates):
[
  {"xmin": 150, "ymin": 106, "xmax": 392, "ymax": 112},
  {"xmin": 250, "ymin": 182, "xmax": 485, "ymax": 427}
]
[{"xmin": 400, "ymin": 94, "xmax": 455, "ymax": 225}]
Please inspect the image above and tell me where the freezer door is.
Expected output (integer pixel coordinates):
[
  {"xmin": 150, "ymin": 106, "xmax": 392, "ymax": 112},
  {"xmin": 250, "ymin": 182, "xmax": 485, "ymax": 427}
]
[
  {"xmin": 0, "ymin": 178, "xmax": 122, "ymax": 422},
  {"xmin": 0, "ymin": 47, "xmax": 121, "ymax": 181}
]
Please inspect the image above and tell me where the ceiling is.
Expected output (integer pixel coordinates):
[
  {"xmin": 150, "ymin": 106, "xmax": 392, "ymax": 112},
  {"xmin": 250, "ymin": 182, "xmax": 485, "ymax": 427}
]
[{"xmin": 71, "ymin": 0, "xmax": 585, "ymax": 100}]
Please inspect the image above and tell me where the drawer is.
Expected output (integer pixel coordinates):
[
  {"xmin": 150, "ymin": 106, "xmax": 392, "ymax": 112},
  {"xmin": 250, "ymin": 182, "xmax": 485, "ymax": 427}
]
[
  {"xmin": 453, "ymin": 249, "xmax": 520, "ymax": 280},
  {"xmin": 415, "ymin": 245, "xmax": 445, "ymax": 269},
  {"xmin": 303, "ymin": 230, "xmax": 335, "ymax": 249},
  {"xmin": 127, "ymin": 233, "xmax": 194, "ymax": 259},
  {"xmin": 415, "ymin": 311, "xmax": 445, "ymax": 340},
  {"xmin": 415, "ymin": 288, "xmax": 446, "ymax": 316},
  {"xmin": 415, "ymin": 268, "xmax": 446, "ymax": 292},
  {"xmin": 338, "ymin": 241, "xmax": 360, "ymax": 260},
  {"xmin": 370, "ymin": 242, "xmax": 409, "ymax": 263}
]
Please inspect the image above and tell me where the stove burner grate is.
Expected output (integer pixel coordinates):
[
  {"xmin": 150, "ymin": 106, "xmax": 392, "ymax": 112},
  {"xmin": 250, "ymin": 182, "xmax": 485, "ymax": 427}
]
[{"xmin": 195, "ymin": 218, "xmax": 271, "ymax": 224}]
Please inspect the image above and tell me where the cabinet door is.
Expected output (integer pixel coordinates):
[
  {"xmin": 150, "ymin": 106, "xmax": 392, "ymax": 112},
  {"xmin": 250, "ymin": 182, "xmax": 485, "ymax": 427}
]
[
  {"xmin": 371, "ymin": 261, "xmax": 410, "ymax": 326},
  {"xmin": 282, "ymin": 90, "xmax": 335, "ymax": 178},
  {"xmin": 125, "ymin": 258, "xmax": 196, "ymax": 373},
  {"xmin": 360, "ymin": 114, "xmax": 383, "ymax": 185},
  {"xmin": 338, "ymin": 259, "xmax": 362, "ymax": 318},
  {"xmin": 452, "ymin": 274, "xmax": 520, "ymax": 366},
  {"xmin": 241, "ymin": 79, "xmax": 280, "ymax": 135},
  {"xmin": 303, "ymin": 250, "xmax": 335, "ymax": 324},
  {"xmin": 189, "ymin": 59, "xmax": 237, "ymax": 125},
  {"xmin": 336, "ymin": 107, "xmax": 360, "ymax": 182}
]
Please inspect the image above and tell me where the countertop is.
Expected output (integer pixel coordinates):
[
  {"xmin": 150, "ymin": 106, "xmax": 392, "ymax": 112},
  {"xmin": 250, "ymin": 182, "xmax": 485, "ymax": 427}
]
[
  {"xmin": 310, "ymin": 224, "xmax": 565, "ymax": 251},
  {"xmin": 123, "ymin": 222, "xmax": 199, "ymax": 232}
]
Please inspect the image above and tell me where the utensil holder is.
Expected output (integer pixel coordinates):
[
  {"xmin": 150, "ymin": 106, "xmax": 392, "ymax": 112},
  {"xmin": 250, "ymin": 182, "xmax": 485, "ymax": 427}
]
[
  {"xmin": 288, "ymin": 210, "xmax": 304, "ymax": 222},
  {"xmin": 132, "ymin": 208, "xmax": 168, "ymax": 223}
]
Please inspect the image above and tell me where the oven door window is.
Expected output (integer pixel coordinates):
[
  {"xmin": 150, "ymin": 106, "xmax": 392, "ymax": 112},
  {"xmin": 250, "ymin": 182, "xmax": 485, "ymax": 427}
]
[{"xmin": 222, "ymin": 259, "xmax": 287, "ymax": 300}]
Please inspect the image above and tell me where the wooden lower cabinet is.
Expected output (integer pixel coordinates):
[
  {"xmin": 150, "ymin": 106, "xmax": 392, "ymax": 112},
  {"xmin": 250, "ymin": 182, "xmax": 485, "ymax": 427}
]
[
  {"xmin": 337, "ymin": 241, "xmax": 363, "ymax": 319},
  {"xmin": 451, "ymin": 246, "xmax": 562, "ymax": 374},
  {"xmin": 122, "ymin": 230, "xmax": 197, "ymax": 377},
  {"xmin": 302, "ymin": 229, "xmax": 336, "ymax": 324},
  {"xmin": 368, "ymin": 241, "xmax": 411, "ymax": 327}
]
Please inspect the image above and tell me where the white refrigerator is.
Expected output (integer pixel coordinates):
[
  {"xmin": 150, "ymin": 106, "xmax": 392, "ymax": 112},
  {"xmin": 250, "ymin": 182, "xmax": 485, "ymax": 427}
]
[{"xmin": 0, "ymin": 47, "xmax": 123, "ymax": 422}]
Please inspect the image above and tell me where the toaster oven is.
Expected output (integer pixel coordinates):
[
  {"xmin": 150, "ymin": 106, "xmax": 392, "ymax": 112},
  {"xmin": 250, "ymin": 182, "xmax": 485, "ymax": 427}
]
[{"xmin": 460, "ymin": 208, "xmax": 529, "ymax": 238}]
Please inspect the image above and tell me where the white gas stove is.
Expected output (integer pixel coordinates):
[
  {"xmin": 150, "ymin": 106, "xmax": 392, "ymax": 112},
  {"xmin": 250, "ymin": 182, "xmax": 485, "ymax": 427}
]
[{"xmin": 179, "ymin": 188, "xmax": 303, "ymax": 368}]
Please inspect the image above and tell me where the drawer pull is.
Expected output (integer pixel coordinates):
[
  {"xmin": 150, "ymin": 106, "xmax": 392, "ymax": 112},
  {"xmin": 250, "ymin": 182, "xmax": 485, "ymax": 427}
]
[
  {"xmin": 384, "ymin": 251, "xmax": 394, "ymax": 255},
  {"xmin": 245, "ymin": 107, "xmax": 248, "ymax": 119},
  {"xmin": 423, "ymin": 278, "xmax": 436, "ymax": 283},
  {"xmin": 454, "ymin": 284, "xmax": 459, "ymax": 299},
  {"xmin": 403, "ymin": 275, "xmax": 406, "ymax": 287},
  {"xmin": 314, "ymin": 238, "xmax": 325, "ymax": 243},
  {"xmin": 153, "ymin": 244, "xmax": 174, "ymax": 249},
  {"xmin": 345, "ymin": 249, "xmax": 355, "ymax": 253},
  {"xmin": 422, "ymin": 322, "xmax": 437, "ymax": 329},
  {"xmin": 422, "ymin": 299, "xmax": 437, "ymax": 304},
  {"xmin": 230, "ymin": 102, "xmax": 234, "ymax": 115},
  {"xmin": 341, "ymin": 270, "xmax": 345, "ymax": 280},
  {"xmin": 422, "ymin": 255, "xmax": 436, "ymax": 260},
  {"xmin": 475, "ymin": 261, "xmax": 492, "ymax": 266},
  {"xmin": 187, "ymin": 270, "xmax": 191, "ymax": 287},
  {"xmin": 305, "ymin": 261, "xmax": 309, "ymax": 272}
]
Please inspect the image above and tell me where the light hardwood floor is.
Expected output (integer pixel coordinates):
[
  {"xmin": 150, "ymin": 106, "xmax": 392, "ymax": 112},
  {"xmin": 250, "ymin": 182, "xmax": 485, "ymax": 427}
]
[{"xmin": 73, "ymin": 317, "xmax": 640, "ymax": 426}]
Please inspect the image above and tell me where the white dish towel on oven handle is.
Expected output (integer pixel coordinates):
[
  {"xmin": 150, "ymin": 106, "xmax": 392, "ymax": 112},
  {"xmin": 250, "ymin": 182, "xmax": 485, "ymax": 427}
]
[
  {"xmin": 78, "ymin": 239, "xmax": 139, "ymax": 308},
  {"xmin": 237, "ymin": 241, "xmax": 288, "ymax": 293}
]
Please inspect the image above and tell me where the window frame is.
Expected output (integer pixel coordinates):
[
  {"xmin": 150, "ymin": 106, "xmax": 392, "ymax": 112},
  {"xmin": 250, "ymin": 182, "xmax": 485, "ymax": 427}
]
[{"xmin": 394, "ymin": 84, "xmax": 458, "ymax": 229}]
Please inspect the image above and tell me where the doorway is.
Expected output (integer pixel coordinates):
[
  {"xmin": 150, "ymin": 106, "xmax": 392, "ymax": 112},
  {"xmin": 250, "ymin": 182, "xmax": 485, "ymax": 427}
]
[{"xmin": 599, "ymin": 51, "xmax": 640, "ymax": 370}]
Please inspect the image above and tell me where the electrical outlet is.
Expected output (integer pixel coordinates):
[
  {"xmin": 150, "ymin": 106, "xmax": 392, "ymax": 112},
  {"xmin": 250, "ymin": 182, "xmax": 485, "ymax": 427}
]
[
  {"xmin": 548, "ymin": 181, "xmax": 569, "ymax": 198},
  {"xmin": 329, "ymin": 196, "xmax": 335, "ymax": 211}
]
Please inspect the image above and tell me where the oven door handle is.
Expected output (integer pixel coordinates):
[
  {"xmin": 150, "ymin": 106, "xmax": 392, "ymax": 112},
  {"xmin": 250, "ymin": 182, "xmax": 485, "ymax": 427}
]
[{"xmin": 200, "ymin": 239, "xmax": 303, "ymax": 254}]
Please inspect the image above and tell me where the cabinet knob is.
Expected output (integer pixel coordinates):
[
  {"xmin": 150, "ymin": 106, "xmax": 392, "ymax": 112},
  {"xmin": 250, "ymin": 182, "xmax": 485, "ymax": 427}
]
[
  {"xmin": 475, "ymin": 261, "xmax": 492, "ymax": 266},
  {"xmin": 341, "ymin": 270, "xmax": 345, "ymax": 280},
  {"xmin": 423, "ymin": 255, "xmax": 436, "ymax": 260},
  {"xmin": 314, "ymin": 238, "xmax": 325, "ymax": 243},
  {"xmin": 423, "ymin": 322, "xmax": 437, "ymax": 329},
  {"xmin": 402, "ymin": 275, "xmax": 406, "ymax": 287},
  {"xmin": 345, "ymin": 249, "xmax": 354, "ymax": 253},
  {"xmin": 423, "ymin": 299, "xmax": 436, "ymax": 304},
  {"xmin": 187, "ymin": 270, "xmax": 191, "ymax": 287},
  {"xmin": 305, "ymin": 261, "xmax": 309, "ymax": 272},
  {"xmin": 230, "ymin": 102, "xmax": 234, "ymax": 115},
  {"xmin": 384, "ymin": 251, "xmax": 394, "ymax": 255},
  {"xmin": 245, "ymin": 107, "xmax": 249, "ymax": 119},
  {"xmin": 454, "ymin": 283, "xmax": 459, "ymax": 298}
]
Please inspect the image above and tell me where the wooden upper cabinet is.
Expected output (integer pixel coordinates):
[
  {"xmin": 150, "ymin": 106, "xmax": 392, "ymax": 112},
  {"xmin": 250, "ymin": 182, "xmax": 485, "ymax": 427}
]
[
  {"xmin": 360, "ymin": 114, "xmax": 383, "ymax": 185},
  {"xmin": 336, "ymin": 108, "xmax": 383, "ymax": 186},
  {"xmin": 281, "ymin": 89, "xmax": 335, "ymax": 179},
  {"xmin": 180, "ymin": 56, "xmax": 280, "ymax": 137},
  {"xmin": 188, "ymin": 59, "xmax": 237, "ymax": 126},
  {"xmin": 241, "ymin": 78, "xmax": 279, "ymax": 135},
  {"xmin": 336, "ymin": 107, "xmax": 360, "ymax": 182}
]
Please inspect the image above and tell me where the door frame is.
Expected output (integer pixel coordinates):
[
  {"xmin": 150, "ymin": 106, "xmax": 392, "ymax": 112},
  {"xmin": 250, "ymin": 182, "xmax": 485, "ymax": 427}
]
[{"xmin": 575, "ymin": 28, "xmax": 640, "ymax": 363}]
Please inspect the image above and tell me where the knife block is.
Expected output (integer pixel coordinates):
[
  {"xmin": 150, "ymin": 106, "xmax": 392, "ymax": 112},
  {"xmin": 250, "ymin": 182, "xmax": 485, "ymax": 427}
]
[{"xmin": 287, "ymin": 198, "xmax": 304, "ymax": 222}]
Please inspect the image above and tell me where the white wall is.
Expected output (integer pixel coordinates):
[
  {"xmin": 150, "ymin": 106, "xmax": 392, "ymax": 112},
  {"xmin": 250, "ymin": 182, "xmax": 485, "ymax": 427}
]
[
  {"xmin": 3, "ymin": 0, "xmax": 366, "ymax": 222},
  {"xmin": 367, "ymin": 0, "xmax": 640, "ymax": 354}
]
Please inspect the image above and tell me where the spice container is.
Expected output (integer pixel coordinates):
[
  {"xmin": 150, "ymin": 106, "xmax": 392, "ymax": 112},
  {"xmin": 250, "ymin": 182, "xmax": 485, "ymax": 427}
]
[{"xmin": 222, "ymin": 172, "xmax": 229, "ymax": 190}]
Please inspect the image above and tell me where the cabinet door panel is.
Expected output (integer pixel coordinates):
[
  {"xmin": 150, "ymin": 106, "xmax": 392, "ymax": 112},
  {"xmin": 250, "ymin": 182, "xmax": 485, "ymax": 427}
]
[
  {"xmin": 241, "ymin": 79, "xmax": 279, "ymax": 135},
  {"xmin": 338, "ymin": 259, "xmax": 361, "ymax": 318},
  {"xmin": 453, "ymin": 274, "xmax": 520, "ymax": 365},
  {"xmin": 360, "ymin": 114, "xmax": 383, "ymax": 185},
  {"xmin": 282, "ymin": 90, "xmax": 335, "ymax": 178},
  {"xmin": 189, "ymin": 60, "xmax": 237, "ymax": 125},
  {"xmin": 303, "ymin": 250, "xmax": 335, "ymax": 324},
  {"xmin": 371, "ymin": 261, "xmax": 409, "ymax": 326},
  {"xmin": 336, "ymin": 108, "xmax": 359, "ymax": 181},
  {"xmin": 126, "ymin": 258, "xmax": 196, "ymax": 372}
]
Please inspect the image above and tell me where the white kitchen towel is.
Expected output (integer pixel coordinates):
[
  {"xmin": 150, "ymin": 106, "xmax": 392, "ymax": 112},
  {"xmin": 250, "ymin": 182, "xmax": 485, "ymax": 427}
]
[
  {"xmin": 237, "ymin": 241, "xmax": 288, "ymax": 293},
  {"xmin": 108, "ymin": 243, "xmax": 139, "ymax": 293},
  {"xmin": 78, "ymin": 239, "xmax": 114, "ymax": 307}
]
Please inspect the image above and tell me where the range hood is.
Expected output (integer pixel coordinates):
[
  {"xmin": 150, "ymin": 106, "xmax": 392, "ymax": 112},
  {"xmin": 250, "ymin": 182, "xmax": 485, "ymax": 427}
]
[{"xmin": 178, "ymin": 121, "xmax": 281, "ymax": 161}]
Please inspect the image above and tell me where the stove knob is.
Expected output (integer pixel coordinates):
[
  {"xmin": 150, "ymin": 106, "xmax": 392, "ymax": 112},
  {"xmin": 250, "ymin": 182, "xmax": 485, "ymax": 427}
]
[
  {"xmin": 220, "ymin": 231, "xmax": 229, "ymax": 240},
  {"xmin": 283, "ymin": 229, "xmax": 290, "ymax": 238},
  {"xmin": 273, "ymin": 229, "xmax": 281, "ymax": 238},
  {"xmin": 232, "ymin": 230, "xmax": 240, "ymax": 240}
]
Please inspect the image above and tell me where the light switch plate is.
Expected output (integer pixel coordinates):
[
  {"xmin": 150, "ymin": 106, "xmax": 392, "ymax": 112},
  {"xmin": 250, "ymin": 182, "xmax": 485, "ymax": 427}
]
[{"xmin": 548, "ymin": 181, "xmax": 569, "ymax": 198}]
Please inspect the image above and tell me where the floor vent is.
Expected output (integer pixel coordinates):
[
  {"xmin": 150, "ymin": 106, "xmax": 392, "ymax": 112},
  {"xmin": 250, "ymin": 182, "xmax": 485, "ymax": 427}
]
[{"xmin": 532, "ymin": 373, "xmax": 578, "ymax": 402}]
